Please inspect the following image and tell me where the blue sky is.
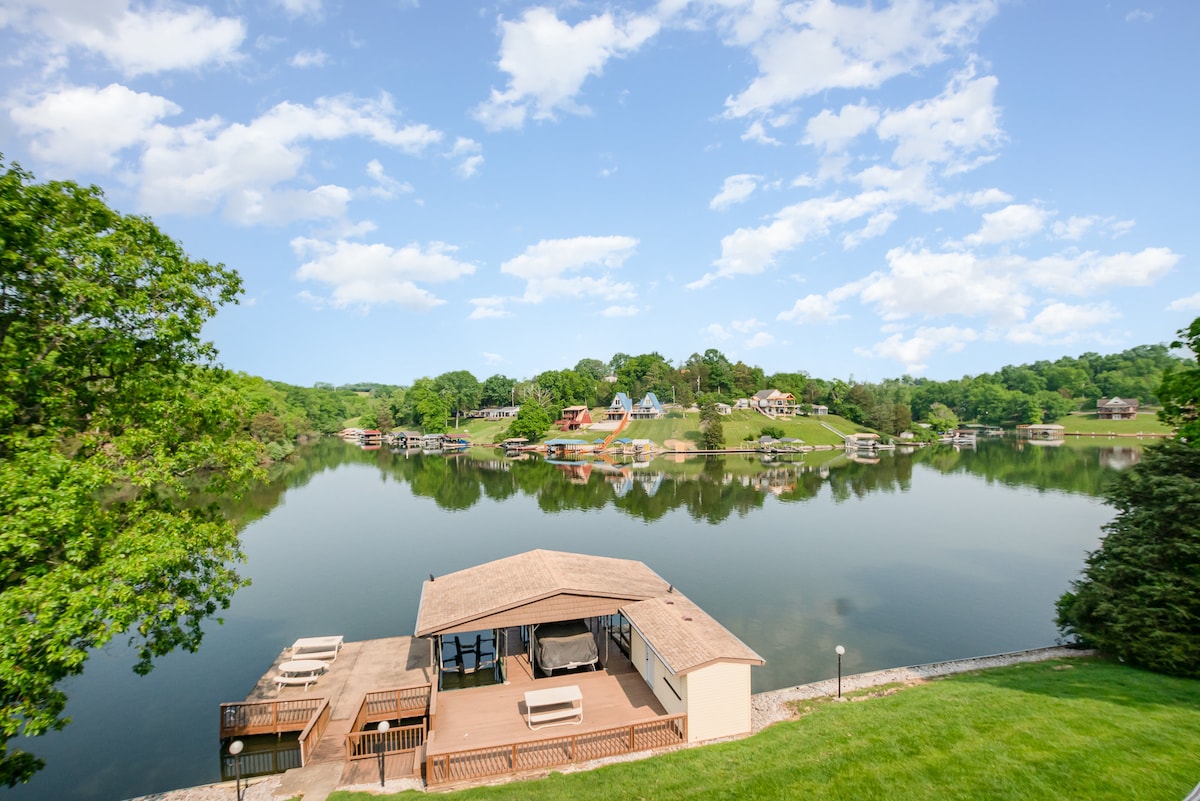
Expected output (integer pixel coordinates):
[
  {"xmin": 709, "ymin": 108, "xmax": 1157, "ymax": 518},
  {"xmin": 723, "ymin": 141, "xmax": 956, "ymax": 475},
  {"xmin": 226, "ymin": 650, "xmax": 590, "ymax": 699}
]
[{"xmin": 2, "ymin": 0, "xmax": 1196, "ymax": 387}]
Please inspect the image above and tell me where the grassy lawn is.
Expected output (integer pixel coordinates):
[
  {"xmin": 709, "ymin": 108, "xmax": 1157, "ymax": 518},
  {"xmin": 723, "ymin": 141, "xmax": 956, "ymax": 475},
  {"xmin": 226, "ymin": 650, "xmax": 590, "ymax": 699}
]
[
  {"xmin": 331, "ymin": 658, "xmax": 1200, "ymax": 801},
  {"xmin": 1055, "ymin": 411, "xmax": 1174, "ymax": 436},
  {"xmin": 617, "ymin": 410, "xmax": 862, "ymax": 449}
]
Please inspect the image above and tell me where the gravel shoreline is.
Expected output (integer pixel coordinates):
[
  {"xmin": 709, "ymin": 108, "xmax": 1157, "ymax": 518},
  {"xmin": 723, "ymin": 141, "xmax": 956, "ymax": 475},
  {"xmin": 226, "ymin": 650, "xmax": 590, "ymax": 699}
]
[{"xmin": 131, "ymin": 645, "xmax": 1092, "ymax": 801}]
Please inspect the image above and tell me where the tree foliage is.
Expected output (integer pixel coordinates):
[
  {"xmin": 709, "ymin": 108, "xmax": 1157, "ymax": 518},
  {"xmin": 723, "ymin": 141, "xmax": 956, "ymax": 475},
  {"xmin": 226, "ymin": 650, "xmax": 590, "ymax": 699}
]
[
  {"xmin": 1159, "ymin": 317, "xmax": 1200, "ymax": 443},
  {"xmin": 1055, "ymin": 440, "xmax": 1200, "ymax": 676},
  {"xmin": 0, "ymin": 162, "xmax": 261, "ymax": 784}
]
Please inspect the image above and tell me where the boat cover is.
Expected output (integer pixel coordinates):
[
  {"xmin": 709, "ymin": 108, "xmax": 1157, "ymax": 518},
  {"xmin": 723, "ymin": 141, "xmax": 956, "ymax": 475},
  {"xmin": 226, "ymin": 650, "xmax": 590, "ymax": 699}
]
[{"xmin": 534, "ymin": 620, "xmax": 598, "ymax": 673}]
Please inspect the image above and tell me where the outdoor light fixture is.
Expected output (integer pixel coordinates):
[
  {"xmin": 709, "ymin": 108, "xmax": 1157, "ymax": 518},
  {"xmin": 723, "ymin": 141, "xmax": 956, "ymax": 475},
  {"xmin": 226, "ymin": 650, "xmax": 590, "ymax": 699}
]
[
  {"xmin": 376, "ymin": 720, "xmax": 391, "ymax": 787},
  {"xmin": 228, "ymin": 739, "xmax": 245, "ymax": 801},
  {"xmin": 835, "ymin": 645, "xmax": 846, "ymax": 698}
]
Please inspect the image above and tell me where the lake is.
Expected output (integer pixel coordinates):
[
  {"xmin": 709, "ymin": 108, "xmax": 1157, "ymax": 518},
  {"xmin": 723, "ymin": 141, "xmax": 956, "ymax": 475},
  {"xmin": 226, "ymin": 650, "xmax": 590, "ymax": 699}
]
[{"xmin": 10, "ymin": 436, "xmax": 1137, "ymax": 801}]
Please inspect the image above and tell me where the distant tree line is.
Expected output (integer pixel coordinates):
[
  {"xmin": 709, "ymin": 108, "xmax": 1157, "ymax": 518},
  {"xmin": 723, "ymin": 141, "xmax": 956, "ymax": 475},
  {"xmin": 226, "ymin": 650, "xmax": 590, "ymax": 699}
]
[{"xmin": 248, "ymin": 342, "xmax": 1192, "ymax": 447}]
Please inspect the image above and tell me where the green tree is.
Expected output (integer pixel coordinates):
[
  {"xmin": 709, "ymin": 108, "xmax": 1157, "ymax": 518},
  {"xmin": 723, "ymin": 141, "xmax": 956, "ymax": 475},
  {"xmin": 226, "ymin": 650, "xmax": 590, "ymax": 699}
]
[
  {"xmin": 434, "ymin": 370, "xmax": 480, "ymax": 428},
  {"xmin": 1055, "ymin": 440, "xmax": 1200, "ymax": 677},
  {"xmin": 0, "ymin": 162, "xmax": 261, "ymax": 784},
  {"xmin": 506, "ymin": 402, "xmax": 552, "ymax": 441},
  {"xmin": 699, "ymin": 397, "xmax": 725, "ymax": 449},
  {"xmin": 1159, "ymin": 317, "xmax": 1200, "ymax": 443}
]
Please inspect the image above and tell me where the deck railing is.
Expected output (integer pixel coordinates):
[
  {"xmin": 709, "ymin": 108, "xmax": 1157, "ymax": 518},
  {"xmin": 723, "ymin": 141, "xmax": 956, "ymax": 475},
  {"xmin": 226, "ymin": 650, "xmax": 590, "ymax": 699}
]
[
  {"xmin": 298, "ymin": 700, "xmax": 332, "ymax": 766},
  {"xmin": 345, "ymin": 722, "xmax": 427, "ymax": 761},
  {"xmin": 219, "ymin": 698, "xmax": 327, "ymax": 740},
  {"xmin": 425, "ymin": 714, "xmax": 687, "ymax": 785}
]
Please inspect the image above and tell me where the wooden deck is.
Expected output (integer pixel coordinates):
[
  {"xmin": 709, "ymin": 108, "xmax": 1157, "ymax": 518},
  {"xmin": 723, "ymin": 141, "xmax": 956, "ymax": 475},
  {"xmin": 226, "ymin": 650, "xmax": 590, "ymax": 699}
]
[{"xmin": 225, "ymin": 632, "xmax": 682, "ymax": 787}]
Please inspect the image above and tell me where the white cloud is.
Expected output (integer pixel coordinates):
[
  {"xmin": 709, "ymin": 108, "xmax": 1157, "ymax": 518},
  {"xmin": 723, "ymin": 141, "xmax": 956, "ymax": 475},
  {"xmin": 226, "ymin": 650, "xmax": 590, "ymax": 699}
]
[
  {"xmin": 1168, "ymin": 293, "xmax": 1200, "ymax": 312},
  {"xmin": 137, "ymin": 94, "xmax": 442, "ymax": 221},
  {"xmin": 1126, "ymin": 9, "xmax": 1153, "ymax": 23},
  {"xmin": 964, "ymin": 203, "xmax": 1047, "ymax": 245},
  {"xmin": 966, "ymin": 188, "xmax": 1012, "ymax": 206},
  {"xmin": 483, "ymin": 351, "xmax": 505, "ymax": 364},
  {"xmin": 469, "ymin": 297, "xmax": 512, "ymax": 320},
  {"xmin": 64, "ymin": 5, "xmax": 246, "ymax": 76},
  {"xmin": 602, "ymin": 305, "xmax": 640, "ymax": 317},
  {"xmin": 741, "ymin": 120, "xmax": 781, "ymax": 145},
  {"xmin": 843, "ymin": 210, "xmax": 898, "ymax": 249},
  {"xmin": 803, "ymin": 102, "xmax": 880, "ymax": 153},
  {"xmin": 10, "ymin": 83, "xmax": 179, "ymax": 171},
  {"xmin": 290, "ymin": 49, "xmax": 328, "ymax": 68},
  {"xmin": 704, "ymin": 322, "xmax": 732, "ymax": 340},
  {"xmin": 709, "ymin": 174, "xmax": 761, "ymax": 210},
  {"xmin": 744, "ymin": 331, "xmax": 776, "ymax": 348},
  {"xmin": 292, "ymin": 237, "xmax": 476, "ymax": 310},
  {"xmin": 856, "ymin": 325, "xmax": 979, "ymax": 373},
  {"xmin": 473, "ymin": 7, "xmax": 659, "ymax": 130},
  {"xmin": 1052, "ymin": 215, "xmax": 1097, "ymax": 241},
  {"xmin": 876, "ymin": 66, "xmax": 1003, "ymax": 172},
  {"xmin": 1006, "ymin": 302, "xmax": 1120, "ymax": 345},
  {"xmin": 723, "ymin": 0, "xmax": 997, "ymax": 118},
  {"xmin": 777, "ymin": 293, "xmax": 849, "ymax": 325},
  {"xmin": 501, "ymin": 235, "xmax": 638, "ymax": 303},
  {"xmin": 1027, "ymin": 247, "xmax": 1180, "ymax": 294},
  {"xmin": 446, "ymin": 137, "xmax": 484, "ymax": 178},
  {"xmin": 857, "ymin": 247, "xmax": 1031, "ymax": 323},
  {"xmin": 364, "ymin": 159, "xmax": 413, "ymax": 199},
  {"xmin": 275, "ymin": 0, "xmax": 322, "ymax": 18}
]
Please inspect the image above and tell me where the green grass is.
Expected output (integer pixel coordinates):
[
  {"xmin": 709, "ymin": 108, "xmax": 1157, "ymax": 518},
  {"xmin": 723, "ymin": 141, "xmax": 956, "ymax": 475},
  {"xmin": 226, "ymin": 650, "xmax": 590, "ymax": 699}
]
[
  {"xmin": 330, "ymin": 658, "xmax": 1200, "ymax": 801},
  {"xmin": 1054, "ymin": 411, "xmax": 1174, "ymax": 436},
  {"xmin": 617, "ymin": 410, "xmax": 862, "ymax": 449}
]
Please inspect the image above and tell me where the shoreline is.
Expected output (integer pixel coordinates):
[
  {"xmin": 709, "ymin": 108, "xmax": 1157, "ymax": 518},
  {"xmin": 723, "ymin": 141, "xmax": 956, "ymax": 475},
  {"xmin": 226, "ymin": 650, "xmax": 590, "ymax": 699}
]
[{"xmin": 131, "ymin": 645, "xmax": 1093, "ymax": 801}]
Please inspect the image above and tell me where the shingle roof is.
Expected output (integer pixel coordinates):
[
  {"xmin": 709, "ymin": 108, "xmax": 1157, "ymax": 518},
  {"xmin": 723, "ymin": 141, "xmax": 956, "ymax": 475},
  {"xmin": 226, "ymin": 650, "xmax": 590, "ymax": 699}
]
[
  {"xmin": 623, "ymin": 594, "xmax": 764, "ymax": 675},
  {"xmin": 415, "ymin": 550, "xmax": 764, "ymax": 673},
  {"xmin": 416, "ymin": 549, "xmax": 667, "ymax": 636}
]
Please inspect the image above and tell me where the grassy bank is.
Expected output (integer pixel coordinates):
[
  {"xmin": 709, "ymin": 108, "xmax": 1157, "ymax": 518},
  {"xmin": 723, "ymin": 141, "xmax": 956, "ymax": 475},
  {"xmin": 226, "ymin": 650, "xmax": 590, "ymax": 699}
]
[
  {"xmin": 331, "ymin": 658, "xmax": 1200, "ymax": 801},
  {"xmin": 1054, "ymin": 411, "xmax": 1174, "ymax": 436}
]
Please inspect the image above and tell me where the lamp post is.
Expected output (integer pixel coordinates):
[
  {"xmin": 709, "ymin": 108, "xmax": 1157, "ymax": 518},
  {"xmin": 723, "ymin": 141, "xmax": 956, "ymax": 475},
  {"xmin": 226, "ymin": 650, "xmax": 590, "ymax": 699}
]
[
  {"xmin": 835, "ymin": 645, "xmax": 845, "ymax": 698},
  {"xmin": 376, "ymin": 720, "xmax": 391, "ymax": 787},
  {"xmin": 228, "ymin": 739, "xmax": 245, "ymax": 801}
]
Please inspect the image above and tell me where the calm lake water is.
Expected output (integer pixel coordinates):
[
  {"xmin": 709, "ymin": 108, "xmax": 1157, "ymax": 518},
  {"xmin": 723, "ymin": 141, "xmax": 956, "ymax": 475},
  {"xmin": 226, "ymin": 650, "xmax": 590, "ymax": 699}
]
[{"xmin": 12, "ymin": 436, "xmax": 1139, "ymax": 801}]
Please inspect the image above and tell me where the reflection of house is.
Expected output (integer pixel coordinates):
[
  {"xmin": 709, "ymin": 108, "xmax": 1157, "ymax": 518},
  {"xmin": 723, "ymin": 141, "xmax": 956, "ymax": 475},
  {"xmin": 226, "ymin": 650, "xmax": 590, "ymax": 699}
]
[
  {"xmin": 752, "ymin": 389, "xmax": 797, "ymax": 416},
  {"xmin": 1017, "ymin": 424, "xmax": 1066, "ymax": 442},
  {"xmin": 1099, "ymin": 447, "xmax": 1142, "ymax": 470},
  {"xmin": 606, "ymin": 392, "xmax": 633, "ymax": 421},
  {"xmin": 631, "ymin": 393, "xmax": 664, "ymax": 420},
  {"xmin": 557, "ymin": 405, "xmax": 593, "ymax": 430},
  {"xmin": 1096, "ymin": 397, "xmax": 1139, "ymax": 420},
  {"xmin": 360, "ymin": 429, "xmax": 382, "ymax": 446}
]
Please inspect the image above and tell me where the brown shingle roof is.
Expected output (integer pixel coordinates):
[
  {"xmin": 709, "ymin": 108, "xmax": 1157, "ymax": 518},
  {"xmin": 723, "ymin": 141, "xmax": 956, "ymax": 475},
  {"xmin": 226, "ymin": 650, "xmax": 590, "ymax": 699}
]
[
  {"xmin": 623, "ymin": 594, "xmax": 764, "ymax": 675},
  {"xmin": 415, "ymin": 550, "xmax": 667, "ymax": 636},
  {"xmin": 415, "ymin": 550, "xmax": 764, "ymax": 672}
]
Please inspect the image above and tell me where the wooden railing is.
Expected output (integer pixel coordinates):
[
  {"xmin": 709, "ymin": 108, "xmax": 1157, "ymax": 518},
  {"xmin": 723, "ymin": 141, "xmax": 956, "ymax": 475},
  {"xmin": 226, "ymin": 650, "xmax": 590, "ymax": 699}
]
[
  {"xmin": 346, "ymin": 722, "xmax": 427, "ymax": 761},
  {"xmin": 425, "ymin": 714, "xmax": 687, "ymax": 785},
  {"xmin": 363, "ymin": 685, "xmax": 431, "ymax": 721},
  {"xmin": 298, "ymin": 700, "xmax": 332, "ymax": 766},
  {"xmin": 219, "ymin": 698, "xmax": 327, "ymax": 740}
]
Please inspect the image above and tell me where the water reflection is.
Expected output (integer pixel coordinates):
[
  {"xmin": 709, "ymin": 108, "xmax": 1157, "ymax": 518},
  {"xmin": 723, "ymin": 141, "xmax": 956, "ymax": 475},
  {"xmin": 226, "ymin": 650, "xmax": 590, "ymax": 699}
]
[{"xmin": 10, "ymin": 434, "xmax": 1139, "ymax": 801}]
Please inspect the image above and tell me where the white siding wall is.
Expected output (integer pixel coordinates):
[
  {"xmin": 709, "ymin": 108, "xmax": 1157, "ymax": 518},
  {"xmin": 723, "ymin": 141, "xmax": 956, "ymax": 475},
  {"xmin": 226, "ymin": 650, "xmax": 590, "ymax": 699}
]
[
  {"xmin": 680, "ymin": 662, "xmax": 753, "ymax": 743},
  {"xmin": 629, "ymin": 628, "xmax": 686, "ymax": 717}
]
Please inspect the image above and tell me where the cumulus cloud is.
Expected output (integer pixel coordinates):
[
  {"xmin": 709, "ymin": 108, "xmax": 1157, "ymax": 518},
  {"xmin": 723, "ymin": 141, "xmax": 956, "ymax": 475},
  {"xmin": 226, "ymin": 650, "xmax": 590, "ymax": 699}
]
[
  {"xmin": 1006, "ymin": 302, "xmax": 1121, "ymax": 344},
  {"xmin": 1168, "ymin": 293, "xmax": 1200, "ymax": 312},
  {"xmin": 1027, "ymin": 247, "xmax": 1180, "ymax": 295},
  {"xmin": 469, "ymin": 297, "xmax": 512, "ymax": 320},
  {"xmin": 964, "ymin": 203, "xmax": 1047, "ymax": 246},
  {"xmin": 365, "ymin": 159, "xmax": 413, "ymax": 199},
  {"xmin": 856, "ymin": 325, "xmax": 979, "ymax": 373},
  {"xmin": 857, "ymin": 247, "xmax": 1031, "ymax": 323},
  {"xmin": 501, "ymin": 235, "xmax": 638, "ymax": 303},
  {"xmin": 274, "ymin": 0, "xmax": 322, "ymax": 18},
  {"xmin": 473, "ymin": 7, "xmax": 659, "ymax": 130},
  {"xmin": 10, "ymin": 83, "xmax": 179, "ymax": 171},
  {"xmin": 777, "ymin": 293, "xmax": 849, "ymax": 325},
  {"xmin": 803, "ymin": 102, "xmax": 880, "ymax": 153},
  {"xmin": 722, "ymin": 0, "xmax": 997, "ymax": 118},
  {"xmin": 744, "ymin": 331, "xmax": 776, "ymax": 348},
  {"xmin": 446, "ymin": 137, "xmax": 484, "ymax": 178},
  {"xmin": 31, "ymin": 3, "xmax": 248, "ymax": 76},
  {"xmin": 292, "ymin": 237, "xmax": 476, "ymax": 310},
  {"xmin": 709, "ymin": 174, "xmax": 761, "ymax": 210},
  {"xmin": 290, "ymin": 49, "xmax": 329, "ymax": 68},
  {"xmin": 876, "ymin": 66, "xmax": 1003, "ymax": 172}
]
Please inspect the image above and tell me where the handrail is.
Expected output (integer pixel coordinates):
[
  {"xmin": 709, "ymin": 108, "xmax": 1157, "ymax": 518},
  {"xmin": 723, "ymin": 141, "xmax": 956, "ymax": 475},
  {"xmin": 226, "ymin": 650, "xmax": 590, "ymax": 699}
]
[
  {"xmin": 219, "ymin": 698, "xmax": 326, "ymax": 740},
  {"xmin": 345, "ymin": 721, "xmax": 427, "ymax": 761},
  {"xmin": 426, "ymin": 714, "xmax": 686, "ymax": 785},
  {"xmin": 298, "ymin": 700, "xmax": 331, "ymax": 766}
]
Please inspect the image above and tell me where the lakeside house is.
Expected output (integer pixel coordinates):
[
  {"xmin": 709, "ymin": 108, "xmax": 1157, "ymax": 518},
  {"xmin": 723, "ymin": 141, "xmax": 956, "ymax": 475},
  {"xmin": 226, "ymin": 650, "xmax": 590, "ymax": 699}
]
[
  {"xmin": 475, "ymin": 406, "xmax": 520, "ymax": 420},
  {"xmin": 1096, "ymin": 397, "xmax": 1139, "ymax": 420},
  {"xmin": 606, "ymin": 392, "xmax": 633, "ymax": 422},
  {"xmin": 631, "ymin": 392, "xmax": 665, "ymax": 420},
  {"xmin": 556, "ymin": 405, "xmax": 593, "ymax": 431},
  {"xmin": 219, "ymin": 550, "xmax": 763, "ymax": 789},
  {"xmin": 752, "ymin": 389, "xmax": 797, "ymax": 416}
]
